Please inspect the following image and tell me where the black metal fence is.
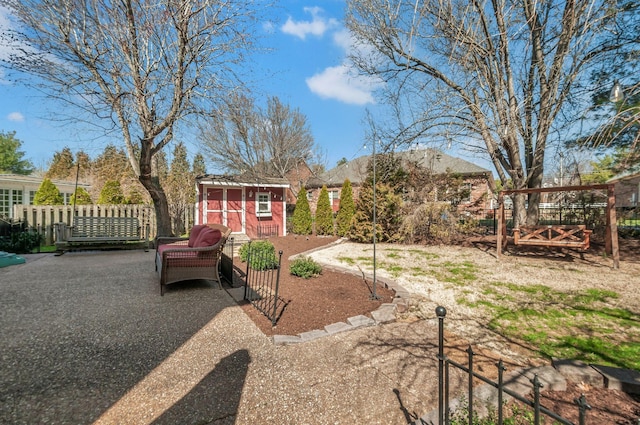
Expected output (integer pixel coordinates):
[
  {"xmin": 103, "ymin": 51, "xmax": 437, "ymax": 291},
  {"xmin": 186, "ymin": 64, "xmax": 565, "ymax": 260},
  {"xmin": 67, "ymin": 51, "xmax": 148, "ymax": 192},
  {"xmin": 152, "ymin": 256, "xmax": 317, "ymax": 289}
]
[
  {"xmin": 256, "ymin": 224, "xmax": 280, "ymax": 239},
  {"xmin": 435, "ymin": 306, "xmax": 592, "ymax": 425},
  {"xmin": 477, "ymin": 206, "xmax": 639, "ymax": 236},
  {"xmin": 220, "ymin": 237, "xmax": 235, "ymax": 283},
  {"xmin": 243, "ymin": 243, "xmax": 284, "ymax": 325}
]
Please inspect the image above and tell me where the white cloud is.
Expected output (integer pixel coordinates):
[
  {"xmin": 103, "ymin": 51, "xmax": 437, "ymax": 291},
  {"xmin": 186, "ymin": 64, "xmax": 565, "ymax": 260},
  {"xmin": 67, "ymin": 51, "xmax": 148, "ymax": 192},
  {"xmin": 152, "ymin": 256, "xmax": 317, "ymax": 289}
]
[
  {"xmin": 332, "ymin": 28, "xmax": 353, "ymax": 51},
  {"xmin": 306, "ymin": 65, "xmax": 381, "ymax": 105},
  {"xmin": 281, "ymin": 7, "xmax": 338, "ymax": 40},
  {"xmin": 7, "ymin": 112, "xmax": 24, "ymax": 122},
  {"xmin": 262, "ymin": 21, "xmax": 276, "ymax": 34}
]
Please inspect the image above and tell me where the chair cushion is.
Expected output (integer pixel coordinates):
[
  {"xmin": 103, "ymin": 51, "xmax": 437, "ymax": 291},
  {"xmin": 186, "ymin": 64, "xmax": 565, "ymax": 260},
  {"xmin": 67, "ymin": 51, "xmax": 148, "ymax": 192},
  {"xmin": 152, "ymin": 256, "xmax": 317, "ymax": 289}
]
[
  {"xmin": 157, "ymin": 241, "xmax": 188, "ymax": 256},
  {"xmin": 188, "ymin": 225, "xmax": 208, "ymax": 247},
  {"xmin": 193, "ymin": 228, "xmax": 222, "ymax": 248}
]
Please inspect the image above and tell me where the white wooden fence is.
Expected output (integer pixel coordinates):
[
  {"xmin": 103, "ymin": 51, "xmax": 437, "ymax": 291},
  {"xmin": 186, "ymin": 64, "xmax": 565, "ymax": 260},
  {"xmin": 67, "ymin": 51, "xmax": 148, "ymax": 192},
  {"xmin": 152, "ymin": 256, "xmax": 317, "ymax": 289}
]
[{"xmin": 12, "ymin": 204, "xmax": 157, "ymax": 245}]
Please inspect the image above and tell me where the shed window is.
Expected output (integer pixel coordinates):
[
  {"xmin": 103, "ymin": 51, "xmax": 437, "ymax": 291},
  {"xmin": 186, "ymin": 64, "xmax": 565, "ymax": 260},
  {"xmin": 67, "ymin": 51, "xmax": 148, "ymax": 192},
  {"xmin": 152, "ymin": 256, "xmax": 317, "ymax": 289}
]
[{"xmin": 256, "ymin": 192, "xmax": 271, "ymax": 217}]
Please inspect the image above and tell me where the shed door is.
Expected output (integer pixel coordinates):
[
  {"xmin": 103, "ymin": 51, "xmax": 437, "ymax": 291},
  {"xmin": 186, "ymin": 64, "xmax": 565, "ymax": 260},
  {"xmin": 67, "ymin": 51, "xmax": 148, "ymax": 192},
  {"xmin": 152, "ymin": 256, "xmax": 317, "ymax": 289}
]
[
  {"xmin": 226, "ymin": 189, "xmax": 244, "ymax": 232},
  {"xmin": 205, "ymin": 187, "xmax": 244, "ymax": 233},
  {"xmin": 206, "ymin": 188, "xmax": 224, "ymax": 224}
]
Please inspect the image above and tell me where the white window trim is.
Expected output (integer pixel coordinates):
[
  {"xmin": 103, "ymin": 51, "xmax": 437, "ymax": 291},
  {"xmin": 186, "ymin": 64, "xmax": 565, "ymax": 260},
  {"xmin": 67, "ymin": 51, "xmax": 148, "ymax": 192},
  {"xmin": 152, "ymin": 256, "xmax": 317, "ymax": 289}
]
[{"xmin": 256, "ymin": 192, "xmax": 272, "ymax": 217}]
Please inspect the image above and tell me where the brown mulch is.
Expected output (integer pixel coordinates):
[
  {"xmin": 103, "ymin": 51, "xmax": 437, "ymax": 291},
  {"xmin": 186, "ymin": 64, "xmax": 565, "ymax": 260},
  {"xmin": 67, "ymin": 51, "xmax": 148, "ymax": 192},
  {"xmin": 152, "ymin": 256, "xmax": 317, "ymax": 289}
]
[
  {"xmin": 539, "ymin": 382, "xmax": 640, "ymax": 424},
  {"xmin": 234, "ymin": 235, "xmax": 395, "ymax": 337},
  {"xmin": 230, "ymin": 234, "xmax": 640, "ymax": 423}
]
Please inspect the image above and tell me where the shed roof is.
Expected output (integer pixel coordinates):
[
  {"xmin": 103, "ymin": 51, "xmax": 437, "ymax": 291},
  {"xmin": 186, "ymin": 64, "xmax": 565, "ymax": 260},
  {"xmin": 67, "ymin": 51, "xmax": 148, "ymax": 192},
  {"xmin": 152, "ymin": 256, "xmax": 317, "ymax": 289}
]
[{"xmin": 196, "ymin": 173, "xmax": 290, "ymax": 188}]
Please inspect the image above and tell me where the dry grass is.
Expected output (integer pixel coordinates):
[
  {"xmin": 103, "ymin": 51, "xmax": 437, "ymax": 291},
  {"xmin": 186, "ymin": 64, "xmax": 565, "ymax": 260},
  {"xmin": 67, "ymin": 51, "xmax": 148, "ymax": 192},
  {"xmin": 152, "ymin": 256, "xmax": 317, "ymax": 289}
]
[{"xmin": 309, "ymin": 240, "xmax": 640, "ymax": 369}]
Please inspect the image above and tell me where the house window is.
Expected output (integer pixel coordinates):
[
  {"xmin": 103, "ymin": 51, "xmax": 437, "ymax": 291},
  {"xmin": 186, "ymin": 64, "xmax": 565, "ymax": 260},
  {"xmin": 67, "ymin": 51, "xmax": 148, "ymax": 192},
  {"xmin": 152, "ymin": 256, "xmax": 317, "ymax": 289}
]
[
  {"xmin": 256, "ymin": 192, "xmax": 271, "ymax": 217},
  {"xmin": 329, "ymin": 190, "xmax": 339, "ymax": 203},
  {"xmin": 29, "ymin": 191, "xmax": 36, "ymax": 204},
  {"xmin": 0, "ymin": 189, "xmax": 22, "ymax": 218},
  {"xmin": 306, "ymin": 191, "xmax": 313, "ymax": 201},
  {"xmin": 0, "ymin": 189, "xmax": 9, "ymax": 218}
]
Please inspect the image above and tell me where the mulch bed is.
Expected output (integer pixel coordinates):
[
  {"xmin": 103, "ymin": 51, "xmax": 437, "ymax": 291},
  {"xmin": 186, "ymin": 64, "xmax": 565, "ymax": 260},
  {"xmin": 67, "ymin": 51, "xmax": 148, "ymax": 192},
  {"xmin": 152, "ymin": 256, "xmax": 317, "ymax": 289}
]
[
  {"xmin": 227, "ymin": 234, "xmax": 640, "ymax": 423},
  {"xmin": 231, "ymin": 235, "xmax": 395, "ymax": 337}
]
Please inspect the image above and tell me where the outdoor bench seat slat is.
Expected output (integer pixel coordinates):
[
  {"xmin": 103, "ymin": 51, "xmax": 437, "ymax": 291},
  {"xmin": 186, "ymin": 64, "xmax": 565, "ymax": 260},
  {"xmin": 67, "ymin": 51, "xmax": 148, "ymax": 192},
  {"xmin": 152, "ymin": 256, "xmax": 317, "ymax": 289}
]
[
  {"xmin": 57, "ymin": 216, "xmax": 148, "ymax": 251},
  {"xmin": 513, "ymin": 224, "xmax": 591, "ymax": 250}
]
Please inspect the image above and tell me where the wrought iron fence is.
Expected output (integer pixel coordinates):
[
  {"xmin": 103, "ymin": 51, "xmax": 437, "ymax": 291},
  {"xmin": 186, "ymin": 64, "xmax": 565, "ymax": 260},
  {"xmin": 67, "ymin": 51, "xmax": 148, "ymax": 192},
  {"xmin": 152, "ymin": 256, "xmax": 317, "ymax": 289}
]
[
  {"xmin": 220, "ymin": 237, "xmax": 235, "ymax": 283},
  {"xmin": 243, "ymin": 243, "xmax": 283, "ymax": 326},
  {"xmin": 255, "ymin": 223, "xmax": 280, "ymax": 239},
  {"xmin": 477, "ymin": 207, "xmax": 639, "ymax": 236},
  {"xmin": 434, "ymin": 306, "xmax": 592, "ymax": 425}
]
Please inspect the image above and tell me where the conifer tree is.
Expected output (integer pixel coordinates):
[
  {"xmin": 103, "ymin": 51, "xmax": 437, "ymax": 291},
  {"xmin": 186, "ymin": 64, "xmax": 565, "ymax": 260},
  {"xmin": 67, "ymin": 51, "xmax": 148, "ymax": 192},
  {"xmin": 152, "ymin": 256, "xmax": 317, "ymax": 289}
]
[
  {"xmin": 335, "ymin": 179, "xmax": 355, "ymax": 237},
  {"xmin": 315, "ymin": 185, "xmax": 334, "ymax": 235},
  {"xmin": 46, "ymin": 147, "xmax": 75, "ymax": 180},
  {"xmin": 98, "ymin": 180, "xmax": 125, "ymax": 204},
  {"xmin": 166, "ymin": 142, "xmax": 193, "ymax": 235},
  {"xmin": 126, "ymin": 188, "xmax": 144, "ymax": 204},
  {"xmin": 0, "ymin": 131, "xmax": 33, "ymax": 175},
  {"xmin": 292, "ymin": 186, "xmax": 312, "ymax": 235},
  {"xmin": 70, "ymin": 187, "xmax": 92, "ymax": 205},
  {"xmin": 192, "ymin": 153, "xmax": 207, "ymax": 177},
  {"xmin": 33, "ymin": 178, "xmax": 63, "ymax": 205},
  {"xmin": 94, "ymin": 145, "xmax": 130, "ymax": 183},
  {"xmin": 349, "ymin": 181, "xmax": 402, "ymax": 243}
]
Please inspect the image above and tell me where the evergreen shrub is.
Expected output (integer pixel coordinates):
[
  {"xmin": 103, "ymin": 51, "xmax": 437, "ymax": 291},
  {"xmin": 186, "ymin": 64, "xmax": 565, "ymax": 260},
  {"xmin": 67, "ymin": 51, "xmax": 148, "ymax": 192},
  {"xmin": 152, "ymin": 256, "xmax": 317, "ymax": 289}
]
[
  {"xmin": 315, "ymin": 185, "xmax": 334, "ymax": 235},
  {"xmin": 238, "ymin": 240, "xmax": 279, "ymax": 270},
  {"xmin": 335, "ymin": 179, "xmax": 355, "ymax": 237},
  {"xmin": 292, "ymin": 186, "xmax": 312, "ymax": 235},
  {"xmin": 289, "ymin": 256, "xmax": 322, "ymax": 279}
]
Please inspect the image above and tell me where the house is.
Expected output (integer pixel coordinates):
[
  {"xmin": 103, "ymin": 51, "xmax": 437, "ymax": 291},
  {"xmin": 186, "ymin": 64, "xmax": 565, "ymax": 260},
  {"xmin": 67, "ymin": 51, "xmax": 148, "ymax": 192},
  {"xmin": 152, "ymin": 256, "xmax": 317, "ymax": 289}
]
[
  {"xmin": 306, "ymin": 148, "xmax": 494, "ymax": 217},
  {"xmin": 0, "ymin": 173, "xmax": 91, "ymax": 219},
  {"xmin": 283, "ymin": 160, "xmax": 315, "ymax": 206},
  {"xmin": 607, "ymin": 166, "xmax": 640, "ymax": 209},
  {"xmin": 195, "ymin": 174, "xmax": 289, "ymax": 239}
]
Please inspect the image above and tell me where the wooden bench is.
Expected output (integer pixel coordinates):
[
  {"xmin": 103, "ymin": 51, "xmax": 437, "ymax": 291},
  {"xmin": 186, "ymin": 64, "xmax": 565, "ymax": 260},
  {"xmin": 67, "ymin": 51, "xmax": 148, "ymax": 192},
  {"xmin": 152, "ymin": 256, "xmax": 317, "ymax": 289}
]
[
  {"xmin": 56, "ymin": 216, "xmax": 149, "ymax": 251},
  {"xmin": 513, "ymin": 224, "xmax": 592, "ymax": 251}
]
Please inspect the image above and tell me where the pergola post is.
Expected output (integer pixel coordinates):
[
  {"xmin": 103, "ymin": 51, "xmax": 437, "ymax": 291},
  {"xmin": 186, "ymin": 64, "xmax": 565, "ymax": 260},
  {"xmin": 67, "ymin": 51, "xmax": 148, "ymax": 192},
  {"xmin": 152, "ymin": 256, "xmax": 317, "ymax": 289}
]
[
  {"xmin": 607, "ymin": 184, "xmax": 620, "ymax": 269},
  {"xmin": 496, "ymin": 193, "xmax": 504, "ymax": 258}
]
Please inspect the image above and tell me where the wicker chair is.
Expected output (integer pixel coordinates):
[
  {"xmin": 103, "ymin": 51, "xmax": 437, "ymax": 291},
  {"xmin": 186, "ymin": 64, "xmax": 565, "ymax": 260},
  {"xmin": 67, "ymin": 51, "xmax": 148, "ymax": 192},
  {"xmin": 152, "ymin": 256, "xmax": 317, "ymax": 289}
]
[{"xmin": 155, "ymin": 224, "xmax": 232, "ymax": 296}]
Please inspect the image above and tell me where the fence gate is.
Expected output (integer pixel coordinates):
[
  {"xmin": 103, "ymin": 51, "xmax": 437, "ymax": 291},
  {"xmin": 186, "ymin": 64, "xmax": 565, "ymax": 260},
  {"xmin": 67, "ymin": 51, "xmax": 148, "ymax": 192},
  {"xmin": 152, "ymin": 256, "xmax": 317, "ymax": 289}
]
[
  {"xmin": 220, "ymin": 237, "xmax": 235, "ymax": 283},
  {"xmin": 243, "ymin": 243, "xmax": 284, "ymax": 326}
]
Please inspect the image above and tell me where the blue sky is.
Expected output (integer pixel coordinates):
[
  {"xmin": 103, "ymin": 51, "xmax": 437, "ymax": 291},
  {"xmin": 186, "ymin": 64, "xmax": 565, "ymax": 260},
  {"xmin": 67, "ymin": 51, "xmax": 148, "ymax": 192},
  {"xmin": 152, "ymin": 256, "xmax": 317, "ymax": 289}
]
[{"xmin": 0, "ymin": 2, "xmax": 388, "ymax": 173}]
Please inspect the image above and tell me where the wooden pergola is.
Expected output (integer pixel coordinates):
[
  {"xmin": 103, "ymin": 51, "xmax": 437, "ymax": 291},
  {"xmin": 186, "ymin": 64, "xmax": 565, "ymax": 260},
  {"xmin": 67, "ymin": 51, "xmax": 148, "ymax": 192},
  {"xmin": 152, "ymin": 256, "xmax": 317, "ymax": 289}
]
[{"xmin": 496, "ymin": 183, "xmax": 620, "ymax": 269}]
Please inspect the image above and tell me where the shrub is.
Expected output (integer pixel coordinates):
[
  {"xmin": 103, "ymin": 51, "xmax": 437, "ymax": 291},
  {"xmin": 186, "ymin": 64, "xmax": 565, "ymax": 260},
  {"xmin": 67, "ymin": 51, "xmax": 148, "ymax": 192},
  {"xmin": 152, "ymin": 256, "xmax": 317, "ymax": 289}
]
[
  {"xmin": 238, "ymin": 240, "xmax": 279, "ymax": 270},
  {"xmin": 292, "ymin": 186, "xmax": 313, "ymax": 235},
  {"xmin": 290, "ymin": 256, "xmax": 322, "ymax": 279},
  {"xmin": 335, "ymin": 179, "xmax": 355, "ymax": 237},
  {"xmin": 33, "ymin": 178, "xmax": 63, "ymax": 205},
  {"xmin": 315, "ymin": 185, "xmax": 334, "ymax": 235},
  {"xmin": 98, "ymin": 180, "xmax": 125, "ymax": 204},
  {"xmin": 0, "ymin": 229, "xmax": 43, "ymax": 254},
  {"xmin": 396, "ymin": 202, "xmax": 478, "ymax": 244},
  {"xmin": 349, "ymin": 182, "xmax": 402, "ymax": 243},
  {"xmin": 71, "ymin": 187, "xmax": 92, "ymax": 205}
]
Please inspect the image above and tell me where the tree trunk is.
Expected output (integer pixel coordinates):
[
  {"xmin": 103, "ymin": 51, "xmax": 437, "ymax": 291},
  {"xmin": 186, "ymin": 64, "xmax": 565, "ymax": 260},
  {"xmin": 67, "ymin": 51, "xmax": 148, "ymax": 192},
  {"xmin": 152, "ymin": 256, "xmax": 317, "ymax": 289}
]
[
  {"xmin": 512, "ymin": 193, "xmax": 527, "ymax": 229},
  {"xmin": 139, "ymin": 141, "xmax": 173, "ymax": 237},
  {"xmin": 139, "ymin": 173, "xmax": 172, "ymax": 237}
]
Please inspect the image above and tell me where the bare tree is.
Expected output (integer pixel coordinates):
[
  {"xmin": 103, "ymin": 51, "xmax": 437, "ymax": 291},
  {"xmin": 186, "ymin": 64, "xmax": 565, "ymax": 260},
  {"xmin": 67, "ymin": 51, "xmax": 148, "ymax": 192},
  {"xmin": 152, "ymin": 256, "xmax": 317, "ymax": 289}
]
[
  {"xmin": 346, "ymin": 0, "xmax": 639, "ymax": 225},
  {"xmin": 2, "ymin": 0, "xmax": 264, "ymax": 236},
  {"xmin": 200, "ymin": 95, "xmax": 316, "ymax": 178}
]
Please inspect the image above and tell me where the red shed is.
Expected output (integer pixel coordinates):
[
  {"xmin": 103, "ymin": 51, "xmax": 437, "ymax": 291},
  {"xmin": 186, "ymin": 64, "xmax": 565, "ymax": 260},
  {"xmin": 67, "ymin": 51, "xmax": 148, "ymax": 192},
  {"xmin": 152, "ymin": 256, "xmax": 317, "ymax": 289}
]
[{"xmin": 195, "ymin": 175, "xmax": 289, "ymax": 239}]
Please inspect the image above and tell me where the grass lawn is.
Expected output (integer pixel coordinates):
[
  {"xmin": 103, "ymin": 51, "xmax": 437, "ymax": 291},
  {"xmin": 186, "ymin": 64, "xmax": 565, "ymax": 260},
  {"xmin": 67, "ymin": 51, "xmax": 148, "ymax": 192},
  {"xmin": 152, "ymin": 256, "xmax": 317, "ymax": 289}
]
[{"xmin": 331, "ymin": 245, "xmax": 639, "ymax": 371}]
